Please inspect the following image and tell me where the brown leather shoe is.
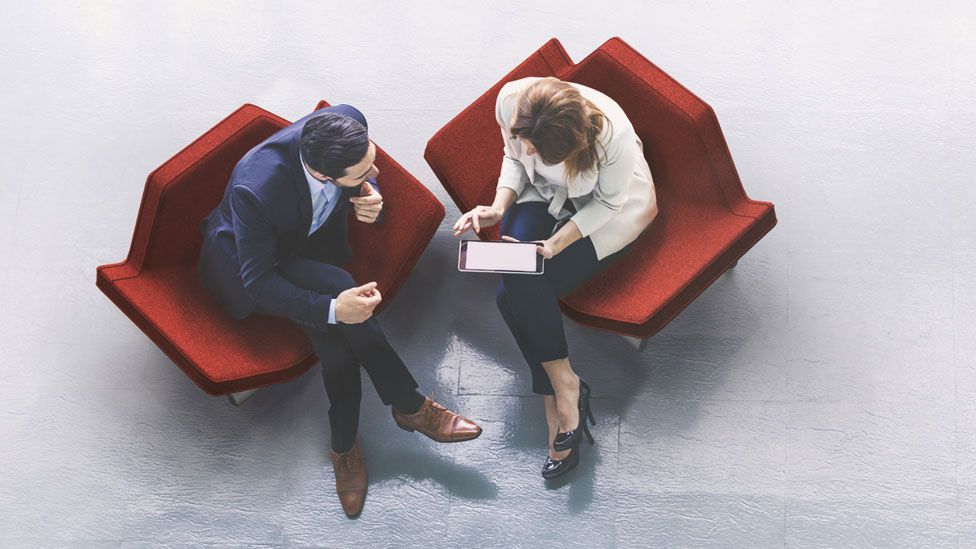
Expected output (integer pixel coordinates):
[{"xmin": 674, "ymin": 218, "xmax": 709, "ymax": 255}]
[
  {"xmin": 392, "ymin": 396, "xmax": 483, "ymax": 443},
  {"xmin": 328, "ymin": 435, "xmax": 367, "ymax": 518}
]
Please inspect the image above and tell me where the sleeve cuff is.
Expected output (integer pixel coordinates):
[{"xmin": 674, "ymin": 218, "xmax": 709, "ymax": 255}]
[
  {"xmin": 497, "ymin": 180, "xmax": 525, "ymax": 196},
  {"xmin": 328, "ymin": 298, "xmax": 338, "ymax": 324},
  {"xmin": 570, "ymin": 202, "xmax": 614, "ymax": 238}
]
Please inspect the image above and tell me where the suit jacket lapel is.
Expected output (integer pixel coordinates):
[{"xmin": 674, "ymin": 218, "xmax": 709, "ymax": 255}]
[
  {"xmin": 297, "ymin": 177, "xmax": 313, "ymax": 235},
  {"xmin": 288, "ymin": 139, "xmax": 314, "ymax": 236},
  {"xmin": 333, "ymin": 186, "xmax": 354, "ymax": 219}
]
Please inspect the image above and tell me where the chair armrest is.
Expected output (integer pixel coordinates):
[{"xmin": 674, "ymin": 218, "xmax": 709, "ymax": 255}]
[
  {"xmin": 424, "ymin": 38, "xmax": 575, "ymax": 240},
  {"xmin": 585, "ymin": 37, "xmax": 761, "ymax": 216},
  {"xmin": 128, "ymin": 104, "xmax": 289, "ymax": 271},
  {"xmin": 343, "ymin": 145, "xmax": 445, "ymax": 311}
]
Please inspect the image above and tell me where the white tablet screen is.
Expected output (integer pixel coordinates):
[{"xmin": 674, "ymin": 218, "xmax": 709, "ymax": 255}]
[{"xmin": 465, "ymin": 241, "xmax": 538, "ymax": 271}]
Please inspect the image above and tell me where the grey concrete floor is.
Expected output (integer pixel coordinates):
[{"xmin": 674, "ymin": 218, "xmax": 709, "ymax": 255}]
[{"xmin": 1, "ymin": 1, "xmax": 975, "ymax": 547}]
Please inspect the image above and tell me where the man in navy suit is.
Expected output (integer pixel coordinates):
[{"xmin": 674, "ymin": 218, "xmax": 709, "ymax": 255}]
[{"xmin": 197, "ymin": 104, "xmax": 481, "ymax": 518}]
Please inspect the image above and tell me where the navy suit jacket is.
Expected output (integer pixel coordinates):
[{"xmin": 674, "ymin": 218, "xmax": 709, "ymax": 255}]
[{"xmin": 197, "ymin": 104, "xmax": 382, "ymax": 329}]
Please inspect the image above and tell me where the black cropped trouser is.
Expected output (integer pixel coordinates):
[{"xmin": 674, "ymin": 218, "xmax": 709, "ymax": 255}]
[{"xmin": 495, "ymin": 201, "xmax": 634, "ymax": 395}]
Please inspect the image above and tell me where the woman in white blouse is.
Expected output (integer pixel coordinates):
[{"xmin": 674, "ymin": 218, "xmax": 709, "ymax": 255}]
[{"xmin": 453, "ymin": 76, "xmax": 659, "ymax": 479}]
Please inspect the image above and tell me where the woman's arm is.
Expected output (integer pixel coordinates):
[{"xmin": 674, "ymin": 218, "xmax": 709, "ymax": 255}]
[
  {"xmin": 501, "ymin": 217, "xmax": 582, "ymax": 259},
  {"xmin": 453, "ymin": 186, "xmax": 517, "ymax": 235},
  {"xmin": 454, "ymin": 84, "xmax": 527, "ymax": 236},
  {"xmin": 531, "ymin": 125, "xmax": 638, "ymax": 258},
  {"xmin": 568, "ymin": 124, "xmax": 638, "ymax": 239},
  {"xmin": 491, "ymin": 186, "xmax": 518, "ymax": 216},
  {"xmin": 495, "ymin": 86, "xmax": 530, "ymax": 197},
  {"xmin": 546, "ymin": 218, "xmax": 583, "ymax": 256}
]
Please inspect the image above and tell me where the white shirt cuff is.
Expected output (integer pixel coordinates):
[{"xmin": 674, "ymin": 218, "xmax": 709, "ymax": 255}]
[{"xmin": 328, "ymin": 298, "xmax": 338, "ymax": 324}]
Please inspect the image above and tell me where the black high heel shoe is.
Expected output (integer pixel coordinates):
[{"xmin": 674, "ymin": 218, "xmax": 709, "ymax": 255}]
[
  {"xmin": 553, "ymin": 378, "xmax": 595, "ymax": 452},
  {"xmin": 542, "ymin": 444, "xmax": 580, "ymax": 479}
]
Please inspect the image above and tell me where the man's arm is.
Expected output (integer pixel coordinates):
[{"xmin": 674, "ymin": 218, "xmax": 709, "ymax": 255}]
[{"xmin": 230, "ymin": 184, "xmax": 334, "ymax": 330}]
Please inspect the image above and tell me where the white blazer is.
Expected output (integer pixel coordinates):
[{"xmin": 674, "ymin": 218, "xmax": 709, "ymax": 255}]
[{"xmin": 495, "ymin": 77, "xmax": 659, "ymax": 260}]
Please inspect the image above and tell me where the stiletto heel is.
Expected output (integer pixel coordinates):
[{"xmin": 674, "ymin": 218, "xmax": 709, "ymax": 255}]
[
  {"xmin": 553, "ymin": 377, "xmax": 595, "ymax": 452},
  {"xmin": 582, "ymin": 420, "xmax": 594, "ymax": 445}
]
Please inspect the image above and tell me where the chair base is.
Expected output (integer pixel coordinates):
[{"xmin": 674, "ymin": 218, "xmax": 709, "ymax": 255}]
[
  {"xmin": 621, "ymin": 259, "xmax": 740, "ymax": 353},
  {"xmin": 620, "ymin": 335, "xmax": 650, "ymax": 352},
  {"xmin": 227, "ymin": 389, "xmax": 260, "ymax": 407}
]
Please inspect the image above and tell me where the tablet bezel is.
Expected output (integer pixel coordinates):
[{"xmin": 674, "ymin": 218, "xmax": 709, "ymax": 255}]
[{"xmin": 457, "ymin": 239, "xmax": 545, "ymax": 275}]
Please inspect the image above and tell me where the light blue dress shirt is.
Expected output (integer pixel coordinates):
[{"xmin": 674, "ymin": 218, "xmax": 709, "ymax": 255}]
[{"xmin": 301, "ymin": 152, "xmax": 341, "ymax": 324}]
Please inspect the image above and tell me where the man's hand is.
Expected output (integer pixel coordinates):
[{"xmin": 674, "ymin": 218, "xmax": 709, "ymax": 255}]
[
  {"xmin": 335, "ymin": 281, "xmax": 382, "ymax": 324},
  {"xmin": 349, "ymin": 182, "xmax": 383, "ymax": 223}
]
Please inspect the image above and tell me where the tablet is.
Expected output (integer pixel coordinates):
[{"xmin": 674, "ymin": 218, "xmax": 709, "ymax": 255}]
[{"xmin": 458, "ymin": 240, "xmax": 544, "ymax": 274}]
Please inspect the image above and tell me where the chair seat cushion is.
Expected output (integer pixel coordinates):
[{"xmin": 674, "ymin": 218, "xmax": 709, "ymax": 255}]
[
  {"xmin": 559, "ymin": 201, "xmax": 773, "ymax": 329},
  {"xmin": 99, "ymin": 262, "xmax": 314, "ymax": 394}
]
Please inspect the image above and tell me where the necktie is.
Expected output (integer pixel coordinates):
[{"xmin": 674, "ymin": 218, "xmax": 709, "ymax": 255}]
[{"xmin": 310, "ymin": 186, "xmax": 331, "ymax": 234}]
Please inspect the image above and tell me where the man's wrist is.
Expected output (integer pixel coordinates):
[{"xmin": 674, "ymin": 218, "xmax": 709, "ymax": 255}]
[{"xmin": 328, "ymin": 298, "xmax": 338, "ymax": 324}]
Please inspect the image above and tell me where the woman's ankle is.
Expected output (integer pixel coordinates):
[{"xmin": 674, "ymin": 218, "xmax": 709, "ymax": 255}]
[
  {"xmin": 556, "ymin": 401, "xmax": 579, "ymax": 431},
  {"xmin": 549, "ymin": 446, "xmax": 571, "ymax": 459},
  {"xmin": 552, "ymin": 371, "xmax": 579, "ymax": 392}
]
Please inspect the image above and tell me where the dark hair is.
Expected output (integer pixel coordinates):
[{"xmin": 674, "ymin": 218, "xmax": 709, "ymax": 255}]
[{"xmin": 299, "ymin": 113, "xmax": 369, "ymax": 179}]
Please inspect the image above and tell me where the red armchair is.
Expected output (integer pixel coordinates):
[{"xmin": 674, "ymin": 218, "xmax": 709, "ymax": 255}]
[
  {"xmin": 424, "ymin": 37, "xmax": 777, "ymax": 350},
  {"xmin": 97, "ymin": 102, "xmax": 444, "ymax": 400}
]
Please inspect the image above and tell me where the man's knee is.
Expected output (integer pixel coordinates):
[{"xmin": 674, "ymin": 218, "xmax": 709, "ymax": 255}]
[
  {"xmin": 277, "ymin": 257, "xmax": 356, "ymax": 295},
  {"xmin": 327, "ymin": 267, "xmax": 357, "ymax": 294}
]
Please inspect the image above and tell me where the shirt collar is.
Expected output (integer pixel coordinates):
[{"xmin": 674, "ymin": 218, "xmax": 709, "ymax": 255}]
[{"xmin": 300, "ymin": 151, "xmax": 337, "ymax": 199}]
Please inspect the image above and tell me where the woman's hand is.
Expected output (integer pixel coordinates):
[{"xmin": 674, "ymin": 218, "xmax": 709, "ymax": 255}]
[
  {"xmin": 453, "ymin": 205, "xmax": 504, "ymax": 236},
  {"xmin": 501, "ymin": 235, "xmax": 557, "ymax": 259}
]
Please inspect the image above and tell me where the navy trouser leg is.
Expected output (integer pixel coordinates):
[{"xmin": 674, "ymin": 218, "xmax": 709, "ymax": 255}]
[
  {"xmin": 496, "ymin": 287, "xmax": 556, "ymax": 395},
  {"xmin": 495, "ymin": 202, "xmax": 634, "ymax": 395},
  {"xmin": 252, "ymin": 257, "xmax": 419, "ymax": 450}
]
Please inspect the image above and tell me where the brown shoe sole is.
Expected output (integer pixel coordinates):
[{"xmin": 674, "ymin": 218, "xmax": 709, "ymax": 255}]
[
  {"xmin": 342, "ymin": 489, "xmax": 366, "ymax": 519},
  {"xmin": 394, "ymin": 421, "xmax": 483, "ymax": 443},
  {"xmin": 338, "ymin": 478, "xmax": 367, "ymax": 519}
]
